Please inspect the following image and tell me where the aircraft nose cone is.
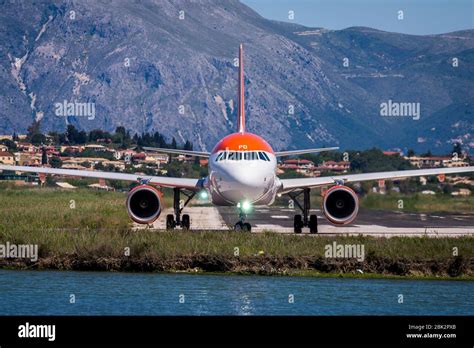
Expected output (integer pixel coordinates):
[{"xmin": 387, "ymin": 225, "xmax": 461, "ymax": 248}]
[
  {"xmin": 217, "ymin": 165, "xmax": 268, "ymax": 202},
  {"xmin": 224, "ymin": 165, "xmax": 262, "ymax": 188}
]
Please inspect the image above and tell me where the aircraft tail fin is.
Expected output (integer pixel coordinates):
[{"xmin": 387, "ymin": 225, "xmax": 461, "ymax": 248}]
[{"xmin": 237, "ymin": 44, "xmax": 245, "ymax": 133}]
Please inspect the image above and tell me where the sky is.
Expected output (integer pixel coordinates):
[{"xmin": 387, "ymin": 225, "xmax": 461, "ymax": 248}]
[{"xmin": 241, "ymin": 0, "xmax": 473, "ymax": 35}]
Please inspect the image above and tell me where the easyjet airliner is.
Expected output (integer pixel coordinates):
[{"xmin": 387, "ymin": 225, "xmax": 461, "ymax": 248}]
[{"xmin": 1, "ymin": 45, "xmax": 473, "ymax": 233}]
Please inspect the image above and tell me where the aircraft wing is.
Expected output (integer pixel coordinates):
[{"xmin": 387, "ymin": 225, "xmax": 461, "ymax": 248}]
[
  {"xmin": 275, "ymin": 147, "xmax": 339, "ymax": 157},
  {"xmin": 279, "ymin": 166, "xmax": 474, "ymax": 193},
  {"xmin": 0, "ymin": 165, "xmax": 202, "ymax": 190},
  {"xmin": 143, "ymin": 147, "xmax": 210, "ymax": 158}
]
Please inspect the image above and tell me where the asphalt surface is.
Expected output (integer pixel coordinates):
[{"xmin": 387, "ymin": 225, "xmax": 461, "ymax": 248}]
[
  {"xmin": 218, "ymin": 206, "xmax": 474, "ymax": 228},
  {"xmin": 145, "ymin": 205, "xmax": 474, "ymax": 237}
]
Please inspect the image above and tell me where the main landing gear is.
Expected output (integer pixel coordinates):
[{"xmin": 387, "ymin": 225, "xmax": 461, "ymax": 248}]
[
  {"xmin": 166, "ymin": 188, "xmax": 195, "ymax": 230},
  {"xmin": 288, "ymin": 188, "xmax": 318, "ymax": 234},
  {"xmin": 234, "ymin": 206, "xmax": 252, "ymax": 232}
]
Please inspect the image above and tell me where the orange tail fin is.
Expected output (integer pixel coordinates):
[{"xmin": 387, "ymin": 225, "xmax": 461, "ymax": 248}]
[{"xmin": 237, "ymin": 44, "xmax": 245, "ymax": 133}]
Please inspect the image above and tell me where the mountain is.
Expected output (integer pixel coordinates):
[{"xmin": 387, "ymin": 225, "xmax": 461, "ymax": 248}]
[{"xmin": 0, "ymin": 0, "xmax": 473, "ymax": 153}]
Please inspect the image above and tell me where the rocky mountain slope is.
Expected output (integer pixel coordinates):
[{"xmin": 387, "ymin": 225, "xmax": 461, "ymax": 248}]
[{"xmin": 0, "ymin": 0, "xmax": 472, "ymax": 152}]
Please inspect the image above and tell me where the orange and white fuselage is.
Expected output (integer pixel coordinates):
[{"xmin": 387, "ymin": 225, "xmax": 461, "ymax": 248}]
[{"xmin": 207, "ymin": 132, "xmax": 280, "ymax": 206}]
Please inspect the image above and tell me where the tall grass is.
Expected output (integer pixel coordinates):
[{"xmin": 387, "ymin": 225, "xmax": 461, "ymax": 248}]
[
  {"xmin": 0, "ymin": 186, "xmax": 472, "ymax": 260},
  {"xmin": 361, "ymin": 193, "xmax": 474, "ymax": 213}
]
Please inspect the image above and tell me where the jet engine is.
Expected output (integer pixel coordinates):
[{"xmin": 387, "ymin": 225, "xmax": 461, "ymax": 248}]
[
  {"xmin": 126, "ymin": 185, "xmax": 162, "ymax": 224},
  {"xmin": 322, "ymin": 185, "xmax": 359, "ymax": 225}
]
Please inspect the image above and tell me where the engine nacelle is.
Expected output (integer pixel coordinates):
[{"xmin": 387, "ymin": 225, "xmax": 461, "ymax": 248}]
[
  {"xmin": 126, "ymin": 185, "xmax": 162, "ymax": 224},
  {"xmin": 322, "ymin": 185, "xmax": 359, "ymax": 225}
]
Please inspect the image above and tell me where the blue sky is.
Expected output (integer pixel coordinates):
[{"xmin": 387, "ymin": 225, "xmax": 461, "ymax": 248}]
[{"xmin": 241, "ymin": 0, "xmax": 473, "ymax": 35}]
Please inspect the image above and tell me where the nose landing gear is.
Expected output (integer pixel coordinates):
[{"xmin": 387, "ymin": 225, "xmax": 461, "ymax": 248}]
[
  {"xmin": 288, "ymin": 188, "xmax": 318, "ymax": 234},
  {"xmin": 234, "ymin": 207, "xmax": 252, "ymax": 232},
  {"xmin": 166, "ymin": 188, "xmax": 194, "ymax": 230}
]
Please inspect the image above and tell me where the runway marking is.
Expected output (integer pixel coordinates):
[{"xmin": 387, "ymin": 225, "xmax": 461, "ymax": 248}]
[
  {"xmin": 279, "ymin": 208, "xmax": 320, "ymax": 212},
  {"xmin": 133, "ymin": 205, "xmax": 474, "ymax": 237},
  {"xmin": 255, "ymin": 224, "xmax": 292, "ymax": 231},
  {"xmin": 135, "ymin": 207, "xmax": 228, "ymax": 230}
]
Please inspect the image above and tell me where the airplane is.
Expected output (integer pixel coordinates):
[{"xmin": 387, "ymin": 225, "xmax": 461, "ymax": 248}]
[{"xmin": 1, "ymin": 44, "xmax": 474, "ymax": 233}]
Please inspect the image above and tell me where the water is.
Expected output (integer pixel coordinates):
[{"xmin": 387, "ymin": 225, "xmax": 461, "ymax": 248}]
[{"xmin": 0, "ymin": 270, "xmax": 472, "ymax": 315}]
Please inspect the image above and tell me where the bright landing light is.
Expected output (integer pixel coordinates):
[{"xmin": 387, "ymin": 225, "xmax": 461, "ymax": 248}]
[
  {"xmin": 199, "ymin": 190, "xmax": 208, "ymax": 200},
  {"xmin": 241, "ymin": 200, "xmax": 252, "ymax": 213}
]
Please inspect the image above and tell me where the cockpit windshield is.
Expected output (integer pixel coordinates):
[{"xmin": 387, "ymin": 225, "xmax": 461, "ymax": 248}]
[{"xmin": 215, "ymin": 151, "xmax": 270, "ymax": 162}]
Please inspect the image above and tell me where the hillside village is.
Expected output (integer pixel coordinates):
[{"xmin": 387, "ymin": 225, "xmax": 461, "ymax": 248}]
[{"xmin": 0, "ymin": 125, "xmax": 472, "ymax": 195}]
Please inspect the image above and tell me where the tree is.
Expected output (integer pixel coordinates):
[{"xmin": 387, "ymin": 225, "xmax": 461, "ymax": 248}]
[
  {"xmin": 58, "ymin": 132, "xmax": 68, "ymax": 144},
  {"xmin": 407, "ymin": 149, "xmax": 415, "ymax": 158},
  {"xmin": 112, "ymin": 132, "xmax": 123, "ymax": 144},
  {"xmin": 31, "ymin": 133, "xmax": 46, "ymax": 146},
  {"xmin": 115, "ymin": 126, "xmax": 126, "ymax": 137},
  {"xmin": 50, "ymin": 157, "xmax": 62, "ymax": 168},
  {"xmin": 27, "ymin": 120, "xmax": 46, "ymax": 145},
  {"xmin": 77, "ymin": 130, "xmax": 88, "ymax": 144},
  {"xmin": 184, "ymin": 140, "xmax": 193, "ymax": 151},
  {"xmin": 94, "ymin": 162, "xmax": 104, "ymax": 170},
  {"xmin": 27, "ymin": 120, "xmax": 41, "ymax": 141},
  {"xmin": 123, "ymin": 130, "xmax": 132, "ymax": 148},
  {"xmin": 41, "ymin": 147, "xmax": 48, "ymax": 165},
  {"xmin": 112, "ymin": 126, "xmax": 131, "ymax": 148},
  {"xmin": 1, "ymin": 139, "xmax": 17, "ymax": 151},
  {"xmin": 65, "ymin": 125, "xmax": 80, "ymax": 144},
  {"xmin": 153, "ymin": 131, "xmax": 166, "ymax": 147},
  {"xmin": 350, "ymin": 156, "xmax": 369, "ymax": 172},
  {"xmin": 89, "ymin": 129, "xmax": 106, "ymax": 142},
  {"xmin": 171, "ymin": 137, "xmax": 177, "ymax": 149},
  {"xmin": 133, "ymin": 133, "xmax": 139, "ymax": 144}
]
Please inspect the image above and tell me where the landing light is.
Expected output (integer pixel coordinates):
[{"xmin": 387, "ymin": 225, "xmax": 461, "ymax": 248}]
[
  {"xmin": 199, "ymin": 190, "xmax": 209, "ymax": 200},
  {"xmin": 241, "ymin": 200, "xmax": 252, "ymax": 213}
]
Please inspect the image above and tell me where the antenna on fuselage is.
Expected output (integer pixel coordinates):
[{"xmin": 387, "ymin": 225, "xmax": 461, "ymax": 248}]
[{"xmin": 237, "ymin": 44, "xmax": 245, "ymax": 134}]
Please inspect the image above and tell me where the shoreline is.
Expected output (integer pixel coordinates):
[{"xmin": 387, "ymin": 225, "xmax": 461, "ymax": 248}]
[
  {"xmin": 1, "ymin": 254, "xmax": 472, "ymax": 280},
  {"xmin": 0, "ymin": 187, "xmax": 472, "ymax": 281}
]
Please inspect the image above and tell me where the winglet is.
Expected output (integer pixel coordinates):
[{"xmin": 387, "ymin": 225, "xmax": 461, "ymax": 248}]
[{"xmin": 237, "ymin": 44, "xmax": 245, "ymax": 133}]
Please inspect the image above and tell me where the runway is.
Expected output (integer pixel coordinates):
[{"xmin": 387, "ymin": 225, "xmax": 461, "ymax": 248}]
[{"xmin": 147, "ymin": 204, "xmax": 474, "ymax": 237}]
